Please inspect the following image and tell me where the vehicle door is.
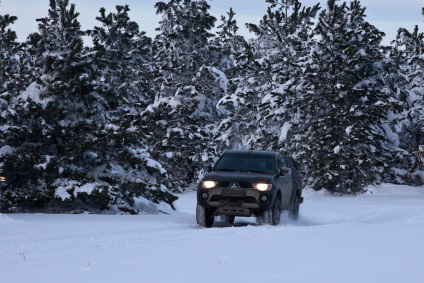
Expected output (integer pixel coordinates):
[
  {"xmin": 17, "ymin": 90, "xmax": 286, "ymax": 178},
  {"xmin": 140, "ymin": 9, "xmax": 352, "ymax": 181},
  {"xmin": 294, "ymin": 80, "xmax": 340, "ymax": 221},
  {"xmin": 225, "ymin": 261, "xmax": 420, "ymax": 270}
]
[
  {"xmin": 285, "ymin": 156, "xmax": 301, "ymax": 191},
  {"xmin": 276, "ymin": 154, "xmax": 293, "ymax": 206}
]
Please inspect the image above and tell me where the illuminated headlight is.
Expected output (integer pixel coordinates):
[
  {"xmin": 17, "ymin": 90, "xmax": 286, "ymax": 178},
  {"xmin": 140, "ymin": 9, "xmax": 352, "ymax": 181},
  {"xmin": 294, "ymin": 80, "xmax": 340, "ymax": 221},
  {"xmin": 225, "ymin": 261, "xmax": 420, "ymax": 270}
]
[
  {"xmin": 253, "ymin": 183, "xmax": 272, "ymax": 191},
  {"xmin": 201, "ymin": 180, "xmax": 217, "ymax": 189},
  {"xmin": 0, "ymin": 176, "xmax": 6, "ymax": 182}
]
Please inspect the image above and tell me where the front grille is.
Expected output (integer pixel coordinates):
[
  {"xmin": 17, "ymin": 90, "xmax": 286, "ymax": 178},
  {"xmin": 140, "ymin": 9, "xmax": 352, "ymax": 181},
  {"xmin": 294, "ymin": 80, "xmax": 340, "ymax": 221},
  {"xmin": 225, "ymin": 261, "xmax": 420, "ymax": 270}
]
[
  {"xmin": 216, "ymin": 181, "xmax": 253, "ymax": 189},
  {"xmin": 238, "ymin": 182, "xmax": 253, "ymax": 188},
  {"xmin": 210, "ymin": 195, "xmax": 245, "ymax": 203},
  {"xmin": 217, "ymin": 181, "xmax": 230, "ymax": 188}
]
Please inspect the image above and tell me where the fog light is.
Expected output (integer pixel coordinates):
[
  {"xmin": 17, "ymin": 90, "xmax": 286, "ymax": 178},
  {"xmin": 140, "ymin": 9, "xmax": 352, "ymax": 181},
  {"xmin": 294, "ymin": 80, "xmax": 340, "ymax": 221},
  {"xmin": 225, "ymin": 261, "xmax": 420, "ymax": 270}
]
[
  {"xmin": 202, "ymin": 193, "xmax": 208, "ymax": 199},
  {"xmin": 260, "ymin": 196, "xmax": 267, "ymax": 202}
]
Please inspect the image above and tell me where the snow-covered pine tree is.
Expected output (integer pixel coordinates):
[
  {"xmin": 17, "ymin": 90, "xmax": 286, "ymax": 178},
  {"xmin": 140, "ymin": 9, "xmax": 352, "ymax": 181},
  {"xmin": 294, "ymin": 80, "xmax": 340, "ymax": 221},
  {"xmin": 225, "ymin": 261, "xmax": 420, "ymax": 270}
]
[
  {"xmin": 1, "ymin": 0, "xmax": 107, "ymax": 212},
  {"xmin": 391, "ymin": 17, "xmax": 424, "ymax": 185},
  {"xmin": 0, "ymin": 12, "xmax": 27, "ymax": 208},
  {"xmin": 207, "ymin": 8, "xmax": 250, "ymax": 155},
  {"xmin": 252, "ymin": 0, "xmax": 320, "ymax": 151},
  {"xmin": 88, "ymin": 5, "xmax": 177, "ymax": 212},
  {"xmin": 211, "ymin": 8, "xmax": 248, "ymax": 86},
  {"xmin": 0, "ymin": 13, "xmax": 18, "ymax": 95},
  {"xmin": 2, "ymin": 0, "xmax": 119, "ymax": 211},
  {"xmin": 142, "ymin": 0, "xmax": 222, "ymax": 191},
  {"xmin": 0, "ymin": 12, "xmax": 32, "ymax": 98},
  {"xmin": 291, "ymin": 0, "xmax": 399, "ymax": 194},
  {"xmin": 0, "ymin": 12, "xmax": 20, "ymax": 132},
  {"xmin": 89, "ymin": 5, "xmax": 153, "ymax": 109},
  {"xmin": 215, "ymin": 0, "xmax": 320, "ymax": 152}
]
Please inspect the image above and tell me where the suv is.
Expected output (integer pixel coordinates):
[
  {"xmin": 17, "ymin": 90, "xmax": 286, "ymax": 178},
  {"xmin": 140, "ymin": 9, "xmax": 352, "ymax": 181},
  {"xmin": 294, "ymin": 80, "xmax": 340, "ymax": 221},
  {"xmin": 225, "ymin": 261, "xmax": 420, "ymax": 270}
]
[{"xmin": 196, "ymin": 150, "xmax": 303, "ymax": 227}]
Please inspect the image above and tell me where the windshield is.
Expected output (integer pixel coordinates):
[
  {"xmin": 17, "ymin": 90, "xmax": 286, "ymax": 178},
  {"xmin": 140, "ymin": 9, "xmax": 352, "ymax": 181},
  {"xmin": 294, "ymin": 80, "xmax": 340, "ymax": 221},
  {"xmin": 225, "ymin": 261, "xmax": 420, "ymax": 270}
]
[{"xmin": 214, "ymin": 154, "xmax": 275, "ymax": 174}]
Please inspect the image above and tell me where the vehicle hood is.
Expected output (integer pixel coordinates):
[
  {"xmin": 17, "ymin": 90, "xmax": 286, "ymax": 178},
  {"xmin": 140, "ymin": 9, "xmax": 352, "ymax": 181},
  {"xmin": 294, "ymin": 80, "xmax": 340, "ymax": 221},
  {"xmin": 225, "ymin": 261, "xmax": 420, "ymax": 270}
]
[{"xmin": 203, "ymin": 170, "xmax": 275, "ymax": 183}]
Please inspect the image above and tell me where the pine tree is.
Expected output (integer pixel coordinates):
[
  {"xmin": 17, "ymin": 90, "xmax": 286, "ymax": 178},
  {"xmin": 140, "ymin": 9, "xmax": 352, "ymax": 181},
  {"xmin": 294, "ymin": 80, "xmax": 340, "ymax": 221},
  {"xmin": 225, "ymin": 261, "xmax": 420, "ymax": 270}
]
[
  {"xmin": 211, "ymin": 8, "xmax": 248, "ymax": 83},
  {"xmin": 391, "ymin": 14, "xmax": 424, "ymax": 185},
  {"xmin": 0, "ymin": 13, "xmax": 23, "ymax": 209},
  {"xmin": 1, "ymin": 0, "xmax": 107, "ymax": 211},
  {"xmin": 88, "ymin": 5, "xmax": 153, "ymax": 109},
  {"xmin": 0, "ymin": 13, "xmax": 17, "ymax": 94},
  {"xmin": 0, "ymin": 13, "xmax": 30, "ymax": 98},
  {"xmin": 291, "ymin": 0, "xmax": 399, "ymax": 193},
  {"xmin": 142, "ymin": 0, "xmax": 220, "ymax": 190},
  {"xmin": 211, "ymin": 8, "xmax": 253, "ymax": 151},
  {"xmin": 88, "ymin": 5, "xmax": 177, "ymax": 211},
  {"xmin": 215, "ymin": 0, "xmax": 320, "ymax": 152}
]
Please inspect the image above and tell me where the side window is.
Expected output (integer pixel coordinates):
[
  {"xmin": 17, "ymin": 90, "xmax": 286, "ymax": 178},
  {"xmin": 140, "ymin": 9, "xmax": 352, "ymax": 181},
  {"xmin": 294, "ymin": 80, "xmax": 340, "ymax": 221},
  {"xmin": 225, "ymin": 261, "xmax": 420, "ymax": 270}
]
[{"xmin": 277, "ymin": 155, "xmax": 287, "ymax": 169}]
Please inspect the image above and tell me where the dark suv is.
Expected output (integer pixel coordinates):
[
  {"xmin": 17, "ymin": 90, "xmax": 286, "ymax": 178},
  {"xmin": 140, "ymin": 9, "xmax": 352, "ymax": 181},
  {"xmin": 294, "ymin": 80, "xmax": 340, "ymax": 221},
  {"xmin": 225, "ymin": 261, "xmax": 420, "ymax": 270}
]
[{"xmin": 196, "ymin": 150, "xmax": 303, "ymax": 227}]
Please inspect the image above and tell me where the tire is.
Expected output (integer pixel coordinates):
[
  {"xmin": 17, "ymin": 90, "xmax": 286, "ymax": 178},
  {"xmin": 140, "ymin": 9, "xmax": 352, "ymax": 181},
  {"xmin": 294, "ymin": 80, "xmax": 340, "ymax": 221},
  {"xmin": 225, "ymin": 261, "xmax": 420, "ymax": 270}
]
[
  {"xmin": 257, "ymin": 197, "xmax": 281, "ymax": 226},
  {"xmin": 196, "ymin": 203, "xmax": 214, "ymax": 228},
  {"xmin": 220, "ymin": 215, "xmax": 235, "ymax": 224},
  {"xmin": 289, "ymin": 193, "xmax": 300, "ymax": 220}
]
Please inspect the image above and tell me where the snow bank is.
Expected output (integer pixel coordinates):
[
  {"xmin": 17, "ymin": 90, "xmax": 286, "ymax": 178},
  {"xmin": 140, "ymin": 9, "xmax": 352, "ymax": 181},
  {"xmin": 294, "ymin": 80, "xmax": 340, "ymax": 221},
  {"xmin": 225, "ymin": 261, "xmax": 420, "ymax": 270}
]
[{"xmin": 365, "ymin": 183, "xmax": 424, "ymax": 197}]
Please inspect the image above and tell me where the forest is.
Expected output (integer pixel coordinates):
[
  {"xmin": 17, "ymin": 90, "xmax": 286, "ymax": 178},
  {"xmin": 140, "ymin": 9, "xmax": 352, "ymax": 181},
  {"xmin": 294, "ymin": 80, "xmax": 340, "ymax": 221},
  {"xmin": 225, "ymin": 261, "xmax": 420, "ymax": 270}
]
[{"xmin": 0, "ymin": 0, "xmax": 423, "ymax": 213}]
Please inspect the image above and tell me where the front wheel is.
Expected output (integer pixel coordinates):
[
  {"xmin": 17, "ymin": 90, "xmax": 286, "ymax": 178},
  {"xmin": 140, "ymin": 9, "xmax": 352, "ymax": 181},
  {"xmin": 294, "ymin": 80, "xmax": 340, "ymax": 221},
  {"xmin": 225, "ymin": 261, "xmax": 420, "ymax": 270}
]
[
  {"xmin": 196, "ymin": 203, "xmax": 214, "ymax": 228},
  {"xmin": 257, "ymin": 197, "xmax": 281, "ymax": 226}
]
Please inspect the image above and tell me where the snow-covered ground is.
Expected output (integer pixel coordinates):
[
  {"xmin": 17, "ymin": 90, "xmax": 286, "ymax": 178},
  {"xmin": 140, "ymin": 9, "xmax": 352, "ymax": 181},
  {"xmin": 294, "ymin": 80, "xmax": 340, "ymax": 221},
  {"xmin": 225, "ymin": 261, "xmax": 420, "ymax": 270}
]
[{"xmin": 1, "ymin": 183, "xmax": 424, "ymax": 283}]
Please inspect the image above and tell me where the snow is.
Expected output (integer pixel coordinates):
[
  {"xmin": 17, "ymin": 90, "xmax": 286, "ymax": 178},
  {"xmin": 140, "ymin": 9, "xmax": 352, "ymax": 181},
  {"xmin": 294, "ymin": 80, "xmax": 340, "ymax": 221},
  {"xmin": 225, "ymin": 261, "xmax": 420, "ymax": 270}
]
[
  {"xmin": 382, "ymin": 123, "xmax": 400, "ymax": 148},
  {"xmin": 0, "ymin": 145, "xmax": 14, "ymax": 156},
  {"xmin": 146, "ymin": 158, "xmax": 167, "ymax": 175},
  {"xmin": 53, "ymin": 180, "xmax": 98, "ymax": 201},
  {"xmin": 333, "ymin": 145, "xmax": 341, "ymax": 154},
  {"xmin": 346, "ymin": 125, "xmax": 353, "ymax": 135},
  {"xmin": 1, "ymin": 184, "xmax": 424, "ymax": 283},
  {"xmin": 279, "ymin": 122, "xmax": 291, "ymax": 142},
  {"xmin": 13, "ymin": 82, "xmax": 51, "ymax": 109},
  {"xmin": 207, "ymin": 66, "xmax": 228, "ymax": 95},
  {"xmin": 34, "ymin": 155, "xmax": 52, "ymax": 170},
  {"xmin": 54, "ymin": 180, "xmax": 79, "ymax": 201}
]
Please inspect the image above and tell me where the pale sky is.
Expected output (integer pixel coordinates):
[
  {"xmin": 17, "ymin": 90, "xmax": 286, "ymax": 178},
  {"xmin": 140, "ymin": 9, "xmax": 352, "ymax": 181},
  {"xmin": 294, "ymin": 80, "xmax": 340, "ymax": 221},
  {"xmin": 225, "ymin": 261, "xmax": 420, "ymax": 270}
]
[{"xmin": 1, "ymin": 0, "xmax": 423, "ymax": 46}]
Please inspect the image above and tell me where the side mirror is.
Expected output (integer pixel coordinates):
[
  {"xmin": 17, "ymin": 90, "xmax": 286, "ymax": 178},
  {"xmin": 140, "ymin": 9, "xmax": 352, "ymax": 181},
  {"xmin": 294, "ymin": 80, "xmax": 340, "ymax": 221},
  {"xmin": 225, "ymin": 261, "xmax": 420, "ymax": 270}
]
[
  {"xmin": 280, "ymin": 167, "xmax": 291, "ymax": 176},
  {"xmin": 203, "ymin": 164, "xmax": 213, "ymax": 172}
]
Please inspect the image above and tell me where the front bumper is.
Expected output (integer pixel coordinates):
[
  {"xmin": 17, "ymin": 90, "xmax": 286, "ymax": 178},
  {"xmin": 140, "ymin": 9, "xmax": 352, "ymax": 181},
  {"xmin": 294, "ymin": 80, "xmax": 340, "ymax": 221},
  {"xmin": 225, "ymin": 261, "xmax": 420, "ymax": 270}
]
[{"xmin": 197, "ymin": 187, "xmax": 274, "ymax": 216}]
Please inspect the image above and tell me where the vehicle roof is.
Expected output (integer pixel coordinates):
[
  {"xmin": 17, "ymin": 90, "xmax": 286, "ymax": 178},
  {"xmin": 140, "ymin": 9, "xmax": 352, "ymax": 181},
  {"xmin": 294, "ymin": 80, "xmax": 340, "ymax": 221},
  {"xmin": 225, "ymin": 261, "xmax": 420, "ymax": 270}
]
[{"xmin": 223, "ymin": 149, "xmax": 278, "ymax": 157}]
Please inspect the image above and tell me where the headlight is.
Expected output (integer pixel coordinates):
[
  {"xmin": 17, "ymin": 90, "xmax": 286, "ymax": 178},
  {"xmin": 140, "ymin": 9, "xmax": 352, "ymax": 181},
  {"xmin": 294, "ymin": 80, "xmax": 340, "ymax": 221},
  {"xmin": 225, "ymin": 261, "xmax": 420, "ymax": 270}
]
[
  {"xmin": 0, "ymin": 176, "xmax": 6, "ymax": 182},
  {"xmin": 253, "ymin": 183, "xmax": 272, "ymax": 191},
  {"xmin": 201, "ymin": 180, "xmax": 217, "ymax": 189}
]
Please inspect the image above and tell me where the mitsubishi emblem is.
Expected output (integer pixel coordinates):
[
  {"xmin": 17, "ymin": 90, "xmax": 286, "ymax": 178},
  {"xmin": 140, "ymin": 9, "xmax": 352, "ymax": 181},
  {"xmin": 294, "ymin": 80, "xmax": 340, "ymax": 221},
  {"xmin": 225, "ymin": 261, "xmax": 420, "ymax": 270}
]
[{"xmin": 230, "ymin": 183, "xmax": 238, "ymax": 189}]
